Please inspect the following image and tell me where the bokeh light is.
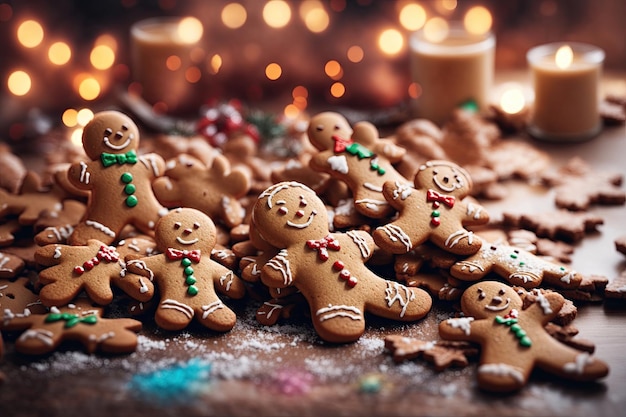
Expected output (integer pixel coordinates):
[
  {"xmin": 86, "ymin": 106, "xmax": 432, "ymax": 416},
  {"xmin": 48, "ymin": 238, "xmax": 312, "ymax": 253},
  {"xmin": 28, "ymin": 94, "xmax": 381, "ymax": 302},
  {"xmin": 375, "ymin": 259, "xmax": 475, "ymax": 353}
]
[
  {"xmin": 222, "ymin": 3, "xmax": 247, "ymax": 29},
  {"xmin": 90, "ymin": 44, "xmax": 116, "ymax": 70},
  {"xmin": 177, "ymin": 17, "xmax": 203, "ymax": 43},
  {"xmin": 347, "ymin": 45, "xmax": 364, "ymax": 63},
  {"xmin": 399, "ymin": 3, "xmax": 427, "ymax": 31},
  {"xmin": 330, "ymin": 82, "xmax": 345, "ymax": 98},
  {"xmin": 464, "ymin": 6, "xmax": 493, "ymax": 36},
  {"xmin": 8, "ymin": 70, "xmax": 31, "ymax": 96},
  {"xmin": 17, "ymin": 20, "xmax": 44, "ymax": 48},
  {"xmin": 48, "ymin": 42, "xmax": 72, "ymax": 65},
  {"xmin": 378, "ymin": 29, "xmax": 404, "ymax": 55},
  {"xmin": 423, "ymin": 17, "xmax": 449, "ymax": 43},
  {"xmin": 265, "ymin": 63, "xmax": 282, "ymax": 80},
  {"xmin": 263, "ymin": 0, "xmax": 291, "ymax": 28}
]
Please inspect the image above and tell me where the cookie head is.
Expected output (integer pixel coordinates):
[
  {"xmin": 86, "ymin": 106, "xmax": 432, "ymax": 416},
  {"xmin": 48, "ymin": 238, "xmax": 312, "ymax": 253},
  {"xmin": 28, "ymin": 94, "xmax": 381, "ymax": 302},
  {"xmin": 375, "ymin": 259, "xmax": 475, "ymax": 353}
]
[
  {"xmin": 82, "ymin": 111, "xmax": 140, "ymax": 160},
  {"xmin": 253, "ymin": 181, "xmax": 328, "ymax": 248},
  {"xmin": 416, "ymin": 160, "xmax": 472, "ymax": 196},
  {"xmin": 154, "ymin": 207, "xmax": 217, "ymax": 252},
  {"xmin": 307, "ymin": 112, "xmax": 353, "ymax": 151},
  {"xmin": 461, "ymin": 282, "xmax": 523, "ymax": 319}
]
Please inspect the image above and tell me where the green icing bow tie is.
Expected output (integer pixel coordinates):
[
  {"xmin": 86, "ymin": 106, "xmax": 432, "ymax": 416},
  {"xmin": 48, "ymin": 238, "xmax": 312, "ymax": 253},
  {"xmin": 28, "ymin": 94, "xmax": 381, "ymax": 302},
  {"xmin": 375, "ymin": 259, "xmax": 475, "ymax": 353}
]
[{"xmin": 101, "ymin": 150, "xmax": 138, "ymax": 167}]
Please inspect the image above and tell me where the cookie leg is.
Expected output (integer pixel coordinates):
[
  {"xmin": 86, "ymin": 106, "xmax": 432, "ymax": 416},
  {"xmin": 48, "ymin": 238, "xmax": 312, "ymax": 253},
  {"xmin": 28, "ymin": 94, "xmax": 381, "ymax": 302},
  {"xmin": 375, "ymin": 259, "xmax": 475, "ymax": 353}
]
[
  {"xmin": 311, "ymin": 303, "xmax": 366, "ymax": 343},
  {"xmin": 477, "ymin": 362, "xmax": 529, "ymax": 392},
  {"xmin": 433, "ymin": 227, "xmax": 483, "ymax": 255},
  {"xmin": 196, "ymin": 300, "xmax": 237, "ymax": 332},
  {"xmin": 155, "ymin": 298, "xmax": 195, "ymax": 331}
]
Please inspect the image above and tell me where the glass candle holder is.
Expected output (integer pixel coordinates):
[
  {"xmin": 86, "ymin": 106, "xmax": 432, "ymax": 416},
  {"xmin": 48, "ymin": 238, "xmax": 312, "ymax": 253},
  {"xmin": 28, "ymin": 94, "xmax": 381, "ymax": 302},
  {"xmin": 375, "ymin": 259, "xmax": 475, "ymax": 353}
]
[
  {"xmin": 409, "ymin": 22, "xmax": 495, "ymax": 125},
  {"xmin": 130, "ymin": 17, "xmax": 204, "ymax": 114},
  {"xmin": 527, "ymin": 42, "xmax": 605, "ymax": 142}
]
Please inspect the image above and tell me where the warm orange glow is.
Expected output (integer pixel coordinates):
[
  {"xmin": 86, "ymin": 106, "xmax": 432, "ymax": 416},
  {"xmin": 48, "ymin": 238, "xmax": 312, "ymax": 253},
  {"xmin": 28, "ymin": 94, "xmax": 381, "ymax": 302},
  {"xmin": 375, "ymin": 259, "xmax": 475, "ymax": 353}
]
[
  {"xmin": 265, "ymin": 62, "xmax": 282, "ymax": 80},
  {"xmin": 76, "ymin": 108, "xmax": 94, "ymax": 126},
  {"xmin": 90, "ymin": 45, "xmax": 115, "ymax": 70},
  {"xmin": 300, "ymin": 1, "xmax": 329, "ymax": 33},
  {"xmin": 423, "ymin": 17, "xmax": 449, "ymax": 43},
  {"xmin": 95, "ymin": 34, "xmax": 118, "ymax": 51},
  {"xmin": 70, "ymin": 128, "xmax": 83, "ymax": 147},
  {"xmin": 7, "ymin": 70, "xmax": 31, "ymax": 96},
  {"xmin": 263, "ymin": 0, "xmax": 291, "ymax": 28},
  {"xmin": 222, "ymin": 3, "xmax": 247, "ymax": 29},
  {"xmin": 435, "ymin": 0, "xmax": 457, "ymax": 14},
  {"xmin": 555, "ymin": 45, "xmax": 574, "ymax": 69},
  {"xmin": 464, "ymin": 6, "xmax": 492, "ymax": 36},
  {"xmin": 324, "ymin": 60, "xmax": 342, "ymax": 79},
  {"xmin": 347, "ymin": 45, "xmax": 364, "ymax": 63},
  {"xmin": 48, "ymin": 42, "xmax": 72, "ymax": 65},
  {"xmin": 62, "ymin": 108, "xmax": 78, "ymax": 127},
  {"xmin": 408, "ymin": 82, "xmax": 422, "ymax": 99},
  {"xmin": 499, "ymin": 85, "xmax": 526, "ymax": 114},
  {"xmin": 209, "ymin": 54, "xmax": 223, "ymax": 74},
  {"xmin": 77, "ymin": 77, "xmax": 101, "ymax": 101},
  {"xmin": 177, "ymin": 17, "xmax": 203, "ymax": 43},
  {"xmin": 399, "ymin": 3, "xmax": 427, "ymax": 31},
  {"xmin": 166, "ymin": 55, "xmax": 182, "ymax": 71},
  {"xmin": 284, "ymin": 104, "xmax": 300, "ymax": 118},
  {"xmin": 330, "ymin": 82, "xmax": 345, "ymax": 98},
  {"xmin": 185, "ymin": 66, "xmax": 201, "ymax": 83},
  {"xmin": 17, "ymin": 20, "xmax": 44, "ymax": 48},
  {"xmin": 378, "ymin": 29, "xmax": 404, "ymax": 55},
  {"xmin": 292, "ymin": 85, "xmax": 308, "ymax": 99}
]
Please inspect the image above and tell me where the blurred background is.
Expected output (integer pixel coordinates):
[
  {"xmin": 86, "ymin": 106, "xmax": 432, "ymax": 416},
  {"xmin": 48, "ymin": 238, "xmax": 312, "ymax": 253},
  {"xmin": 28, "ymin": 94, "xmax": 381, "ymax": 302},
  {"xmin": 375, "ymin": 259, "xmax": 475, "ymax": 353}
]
[{"xmin": 1, "ymin": 0, "xmax": 625, "ymax": 141}]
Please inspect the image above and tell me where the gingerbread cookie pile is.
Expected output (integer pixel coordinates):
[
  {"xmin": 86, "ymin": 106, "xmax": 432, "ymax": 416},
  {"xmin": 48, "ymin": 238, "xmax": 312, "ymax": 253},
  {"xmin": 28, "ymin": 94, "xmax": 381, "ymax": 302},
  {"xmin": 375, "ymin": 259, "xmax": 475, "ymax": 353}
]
[{"xmin": 0, "ymin": 107, "xmax": 623, "ymax": 394}]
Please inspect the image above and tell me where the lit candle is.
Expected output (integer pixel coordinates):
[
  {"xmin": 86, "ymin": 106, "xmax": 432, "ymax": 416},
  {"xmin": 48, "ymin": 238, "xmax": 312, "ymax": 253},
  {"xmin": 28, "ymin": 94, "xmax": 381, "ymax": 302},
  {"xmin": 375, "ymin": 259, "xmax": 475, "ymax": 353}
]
[
  {"xmin": 527, "ymin": 42, "xmax": 604, "ymax": 141},
  {"xmin": 488, "ymin": 83, "xmax": 530, "ymax": 133},
  {"xmin": 130, "ymin": 17, "xmax": 204, "ymax": 114},
  {"xmin": 409, "ymin": 16, "xmax": 495, "ymax": 125}
]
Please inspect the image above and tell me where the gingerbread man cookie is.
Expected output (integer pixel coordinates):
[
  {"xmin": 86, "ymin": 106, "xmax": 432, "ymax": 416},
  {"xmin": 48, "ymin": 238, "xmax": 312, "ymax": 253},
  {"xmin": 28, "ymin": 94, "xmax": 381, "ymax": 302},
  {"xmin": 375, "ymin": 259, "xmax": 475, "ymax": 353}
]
[
  {"xmin": 450, "ymin": 241, "xmax": 583, "ymax": 289},
  {"xmin": 35, "ymin": 237, "xmax": 157, "ymax": 307},
  {"xmin": 439, "ymin": 281, "xmax": 609, "ymax": 392},
  {"xmin": 0, "ymin": 277, "xmax": 47, "ymax": 320},
  {"xmin": 66, "ymin": 110, "xmax": 167, "ymax": 245},
  {"xmin": 0, "ymin": 299, "xmax": 142, "ymax": 355},
  {"xmin": 153, "ymin": 153, "xmax": 250, "ymax": 228},
  {"xmin": 252, "ymin": 181, "xmax": 432, "ymax": 343},
  {"xmin": 307, "ymin": 112, "xmax": 410, "ymax": 219},
  {"xmin": 125, "ymin": 208, "xmax": 246, "ymax": 332},
  {"xmin": 373, "ymin": 160, "xmax": 489, "ymax": 255}
]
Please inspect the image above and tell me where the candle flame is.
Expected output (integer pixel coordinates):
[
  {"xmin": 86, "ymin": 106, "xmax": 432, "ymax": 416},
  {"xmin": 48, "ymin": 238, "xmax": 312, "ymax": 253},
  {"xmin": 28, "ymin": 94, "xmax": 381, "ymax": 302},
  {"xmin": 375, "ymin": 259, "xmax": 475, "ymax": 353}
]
[
  {"xmin": 500, "ymin": 86, "xmax": 525, "ymax": 114},
  {"xmin": 555, "ymin": 45, "xmax": 573, "ymax": 69},
  {"xmin": 423, "ymin": 17, "xmax": 449, "ymax": 43}
]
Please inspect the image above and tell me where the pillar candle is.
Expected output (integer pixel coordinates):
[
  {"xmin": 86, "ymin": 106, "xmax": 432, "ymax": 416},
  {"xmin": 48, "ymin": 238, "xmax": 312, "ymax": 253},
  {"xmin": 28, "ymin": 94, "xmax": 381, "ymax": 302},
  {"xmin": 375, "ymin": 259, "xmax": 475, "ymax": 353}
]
[
  {"xmin": 130, "ymin": 17, "xmax": 204, "ymax": 114},
  {"xmin": 527, "ymin": 42, "xmax": 604, "ymax": 142},
  {"xmin": 410, "ymin": 22, "xmax": 495, "ymax": 125}
]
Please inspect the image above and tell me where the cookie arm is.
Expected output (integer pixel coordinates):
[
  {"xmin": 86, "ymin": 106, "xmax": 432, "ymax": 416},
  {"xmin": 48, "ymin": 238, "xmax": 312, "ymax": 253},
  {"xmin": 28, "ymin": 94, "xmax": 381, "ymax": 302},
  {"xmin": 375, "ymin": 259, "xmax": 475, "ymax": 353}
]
[
  {"xmin": 352, "ymin": 121, "xmax": 378, "ymax": 146},
  {"xmin": 438, "ymin": 317, "xmax": 479, "ymax": 342},
  {"xmin": 67, "ymin": 160, "xmax": 94, "ymax": 190},
  {"xmin": 309, "ymin": 151, "xmax": 333, "ymax": 173},
  {"xmin": 381, "ymin": 180, "xmax": 413, "ymax": 210},
  {"xmin": 212, "ymin": 264, "xmax": 246, "ymax": 299},
  {"xmin": 462, "ymin": 200, "xmax": 490, "ymax": 225},
  {"xmin": 261, "ymin": 250, "xmax": 295, "ymax": 288}
]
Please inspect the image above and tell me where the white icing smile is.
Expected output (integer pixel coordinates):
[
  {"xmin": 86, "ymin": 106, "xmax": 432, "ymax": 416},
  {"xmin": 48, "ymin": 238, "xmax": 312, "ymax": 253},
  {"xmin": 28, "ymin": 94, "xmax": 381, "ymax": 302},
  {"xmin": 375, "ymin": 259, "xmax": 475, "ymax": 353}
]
[
  {"xmin": 485, "ymin": 296, "xmax": 511, "ymax": 311},
  {"xmin": 433, "ymin": 174, "xmax": 462, "ymax": 193},
  {"xmin": 176, "ymin": 236, "xmax": 199, "ymax": 245},
  {"xmin": 104, "ymin": 133, "xmax": 133, "ymax": 150},
  {"xmin": 286, "ymin": 210, "xmax": 317, "ymax": 229}
]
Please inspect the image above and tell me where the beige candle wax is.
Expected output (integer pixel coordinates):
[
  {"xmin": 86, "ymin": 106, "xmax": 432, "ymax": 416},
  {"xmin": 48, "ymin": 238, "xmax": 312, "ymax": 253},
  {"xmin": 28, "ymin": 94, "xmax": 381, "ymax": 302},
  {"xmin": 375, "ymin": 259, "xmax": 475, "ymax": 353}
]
[
  {"xmin": 527, "ymin": 42, "xmax": 604, "ymax": 141},
  {"xmin": 130, "ymin": 17, "xmax": 204, "ymax": 114},
  {"xmin": 410, "ymin": 22, "xmax": 495, "ymax": 125}
]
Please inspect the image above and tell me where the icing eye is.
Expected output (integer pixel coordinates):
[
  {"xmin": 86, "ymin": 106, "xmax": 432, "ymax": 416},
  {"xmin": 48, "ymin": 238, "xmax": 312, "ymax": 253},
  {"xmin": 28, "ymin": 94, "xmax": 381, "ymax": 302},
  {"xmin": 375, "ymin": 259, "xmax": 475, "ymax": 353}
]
[
  {"xmin": 174, "ymin": 222, "xmax": 181, "ymax": 230},
  {"xmin": 315, "ymin": 125, "xmax": 324, "ymax": 132},
  {"xmin": 278, "ymin": 207, "xmax": 288, "ymax": 215},
  {"xmin": 499, "ymin": 288, "xmax": 506, "ymax": 295},
  {"xmin": 122, "ymin": 124, "xmax": 129, "ymax": 131},
  {"xmin": 477, "ymin": 288, "xmax": 486, "ymax": 300},
  {"xmin": 334, "ymin": 125, "xmax": 341, "ymax": 130},
  {"xmin": 442, "ymin": 176, "xmax": 450, "ymax": 184},
  {"xmin": 104, "ymin": 128, "xmax": 112, "ymax": 136},
  {"xmin": 299, "ymin": 195, "xmax": 307, "ymax": 207},
  {"xmin": 193, "ymin": 222, "xmax": 200, "ymax": 229},
  {"xmin": 433, "ymin": 170, "xmax": 438, "ymax": 175}
]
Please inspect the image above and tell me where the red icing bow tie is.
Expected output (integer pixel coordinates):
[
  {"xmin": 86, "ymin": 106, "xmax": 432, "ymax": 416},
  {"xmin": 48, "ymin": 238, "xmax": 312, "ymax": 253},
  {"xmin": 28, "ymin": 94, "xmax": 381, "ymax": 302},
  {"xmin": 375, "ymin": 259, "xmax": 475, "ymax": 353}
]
[
  {"xmin": 166, "ymin": 248, "xmax": 201, "ymax": 262},
  {"xmin": 332, "ymin": 135, "xmax": 354, "ymax": 153},
  {"xmin": 426, "ymin": 189, "xmax": 456, "ymax": 208},
  {"xmin": 306, "ymin": 235, "xmax": 341, "ymax": 261}
]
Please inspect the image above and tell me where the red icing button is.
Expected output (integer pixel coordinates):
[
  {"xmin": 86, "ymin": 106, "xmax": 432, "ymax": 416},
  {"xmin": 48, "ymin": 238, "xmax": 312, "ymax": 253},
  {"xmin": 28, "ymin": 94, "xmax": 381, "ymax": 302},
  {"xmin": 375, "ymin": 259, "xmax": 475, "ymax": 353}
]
[{"xmin": 333, "ymin": 260, "xmax": 345, "ymax": 271}]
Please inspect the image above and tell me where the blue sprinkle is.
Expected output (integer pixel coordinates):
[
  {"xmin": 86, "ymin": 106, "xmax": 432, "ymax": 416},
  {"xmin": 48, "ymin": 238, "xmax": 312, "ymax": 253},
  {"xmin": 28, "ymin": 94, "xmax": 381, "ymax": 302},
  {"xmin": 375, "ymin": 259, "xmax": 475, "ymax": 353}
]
[{"xmin": 128, "ymin": 358, "xmax": 212, "ymax": 404}]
